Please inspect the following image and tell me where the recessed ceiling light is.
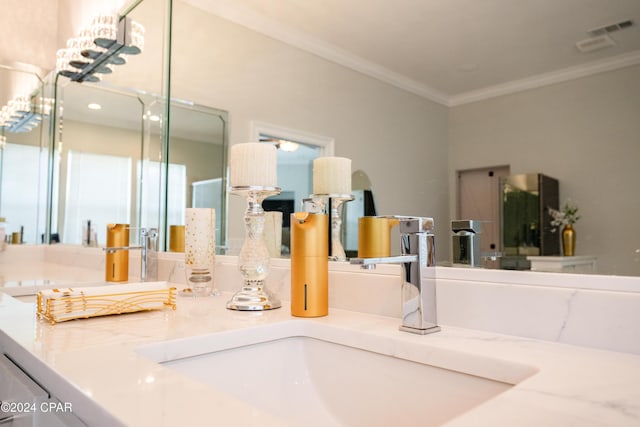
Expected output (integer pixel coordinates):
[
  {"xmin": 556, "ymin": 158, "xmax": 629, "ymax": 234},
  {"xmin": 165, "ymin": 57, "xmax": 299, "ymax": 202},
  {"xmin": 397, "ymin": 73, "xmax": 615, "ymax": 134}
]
[
  {"xmin": 87, "ymin": 103, "xmax": 102, "ymax": 110},
  {"xmin": 278, "ymin": 140, "xmax": 299, "ymax": 152},
  {"xmin": 149, "ymin": 115, "xmax": 160, "ymax": 122}
]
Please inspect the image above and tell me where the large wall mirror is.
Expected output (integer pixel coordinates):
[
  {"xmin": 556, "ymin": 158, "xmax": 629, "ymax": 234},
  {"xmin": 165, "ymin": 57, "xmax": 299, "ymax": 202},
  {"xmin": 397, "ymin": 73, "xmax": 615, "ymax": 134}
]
[
  {"xmin": 4, "ymin": 0, "xmax": 638, "ymax": 279},
  {"xmin": 45, "ymin": 0, "xmax": 228, "ymax": 251},
  {"xmin": 0, "ymin": 65, "xmax": 50, "ymax": 245}
]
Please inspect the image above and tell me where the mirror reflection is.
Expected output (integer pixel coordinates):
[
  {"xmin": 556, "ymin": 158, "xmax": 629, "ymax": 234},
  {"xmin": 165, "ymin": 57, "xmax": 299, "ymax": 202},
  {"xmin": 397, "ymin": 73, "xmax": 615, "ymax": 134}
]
[
  {"xmin": 0, "ymin": 65, "xmax": 49, "ymax": 245},
  {"xmin": 36, "ymin": 0, "xmax": 228, "ymax": 252},
  {"xmin": 52, "ymin": 81, "xmax": 228, "ymax": 251},
  {"xmin": 165, "ymin": 102, "xmax": 228, "ymax": 251},
  {"xmin": 257, "ymin": 131, "xmax": 328, "ymax": 255},
  {"xmin": 167, "ymin": 0, "xmax": 638, "ymax": 277},
  {"xmin": 4, "ymin": 0, "xmax": 639, "ymax": 278},
  {"xmin": 344, "ymin": 170, "xmax": 377, "ymax": 258},
  {"xmin": 45, "ymin": 0, "xmax": 167, "ymax": 247},
  {"xmin": 52, "ymin": 81, "xmax": 158, "ymax": 245}
]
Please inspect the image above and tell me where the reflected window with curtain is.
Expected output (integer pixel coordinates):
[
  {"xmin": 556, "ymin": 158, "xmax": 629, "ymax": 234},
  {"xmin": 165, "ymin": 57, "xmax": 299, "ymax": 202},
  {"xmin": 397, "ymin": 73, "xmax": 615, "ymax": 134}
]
[
  {"xmin": 0, "ymin": 143, "xmax": 47, "ymax": 243},
  {"xmin": 63, "ymin": 151, "xmax": 132, "ymax": 244},
  {"xmin": 138, "ymin": 160, "xmax": 186, "ymax": 231}
]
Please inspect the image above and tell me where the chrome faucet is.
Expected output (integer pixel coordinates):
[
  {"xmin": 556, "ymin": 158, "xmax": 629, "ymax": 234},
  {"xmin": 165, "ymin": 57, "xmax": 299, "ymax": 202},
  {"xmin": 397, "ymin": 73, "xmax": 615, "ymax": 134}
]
[
  {"xmin": 350, "ymin": 216, "xmax": 440, "ymax": 335},
  {"xmin": 103, "ymin": 228, "xmax": 158, "ymax": 281}
]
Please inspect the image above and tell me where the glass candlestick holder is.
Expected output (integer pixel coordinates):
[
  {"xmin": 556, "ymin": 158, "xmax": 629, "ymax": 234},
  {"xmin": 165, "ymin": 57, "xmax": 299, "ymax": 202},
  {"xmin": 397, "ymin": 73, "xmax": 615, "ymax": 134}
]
[
  {"xmin": 227, "ymin": 185, "xmax": 282, "ymax": 310},
  {"xmin": 310, "ymin": 193, "xmax": 354, "ymax": 261}
]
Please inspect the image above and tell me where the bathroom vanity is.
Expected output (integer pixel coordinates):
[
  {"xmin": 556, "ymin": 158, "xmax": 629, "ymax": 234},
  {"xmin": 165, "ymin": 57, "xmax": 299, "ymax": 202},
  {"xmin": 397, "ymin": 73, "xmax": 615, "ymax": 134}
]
[{"xmin": 1, "ymin": 245, "xmax": 639, "ymax": 426}]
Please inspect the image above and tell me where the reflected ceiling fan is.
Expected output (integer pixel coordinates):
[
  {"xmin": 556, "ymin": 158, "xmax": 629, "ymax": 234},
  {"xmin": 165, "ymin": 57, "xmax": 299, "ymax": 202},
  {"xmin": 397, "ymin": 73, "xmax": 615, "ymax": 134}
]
[{"xmin": 259, "ymin": 135, "xmax": 300, "ymax": 152}]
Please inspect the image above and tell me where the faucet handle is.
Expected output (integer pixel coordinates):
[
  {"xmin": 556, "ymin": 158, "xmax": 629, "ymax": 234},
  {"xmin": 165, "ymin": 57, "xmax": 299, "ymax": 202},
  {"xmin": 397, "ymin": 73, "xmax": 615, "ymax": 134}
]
[{"xmin": 379, "ymin": 216, "xmax": 434, "ymax": 234}]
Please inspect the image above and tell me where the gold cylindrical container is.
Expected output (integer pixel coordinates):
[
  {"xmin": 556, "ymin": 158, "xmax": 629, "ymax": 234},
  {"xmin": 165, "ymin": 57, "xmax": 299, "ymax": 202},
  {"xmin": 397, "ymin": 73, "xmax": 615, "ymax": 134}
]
[
  {"xmin": 357, "ymin": 217, "xmax": 399, "ymax": 258},
  {"xmin": 290, "ymin": 212, "xmax": 328, "ymax": 317},
  {"xmin": 11, "ymin": 232, "xmax": 20, "ymax": 244},
  {"xmin": 169, "ymin": 225, "xmax": 185, "ymax": 252},
  {"xmin": 106, "ymin": 224, "xmax": 129, "ymax": 283}
]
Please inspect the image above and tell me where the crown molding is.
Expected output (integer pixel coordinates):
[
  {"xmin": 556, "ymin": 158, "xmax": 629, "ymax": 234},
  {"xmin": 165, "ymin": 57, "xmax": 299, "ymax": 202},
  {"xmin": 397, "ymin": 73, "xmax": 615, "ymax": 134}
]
[
  {"xmin": 183, "ymin": 1, "xmax": 640, "ymax": 108},
  {"xmin": 447, "ymin": 50, "xmax": 640, "ymax": 106}
]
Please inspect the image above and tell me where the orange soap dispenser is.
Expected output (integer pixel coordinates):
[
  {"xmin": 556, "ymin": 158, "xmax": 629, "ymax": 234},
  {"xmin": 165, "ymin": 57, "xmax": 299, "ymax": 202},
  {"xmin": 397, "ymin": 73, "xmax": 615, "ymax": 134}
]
[
  {"xmin": 106, "ymin": 223, "xmax": 130, "ymax": 282},
  {"xmin": 290, "ymin": 211, "xmax": 328, "ymax": 317}
]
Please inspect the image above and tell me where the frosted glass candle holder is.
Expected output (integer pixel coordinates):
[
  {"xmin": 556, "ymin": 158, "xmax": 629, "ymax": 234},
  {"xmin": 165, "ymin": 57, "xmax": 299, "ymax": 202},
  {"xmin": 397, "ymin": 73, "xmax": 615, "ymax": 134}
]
[
  {"xmin": 181, "ymin": 208, "xmax": 219, "ymax": 297},
  {"xmin": 226, "ymin": 186, "xmax": 281, "ymax": 311}
]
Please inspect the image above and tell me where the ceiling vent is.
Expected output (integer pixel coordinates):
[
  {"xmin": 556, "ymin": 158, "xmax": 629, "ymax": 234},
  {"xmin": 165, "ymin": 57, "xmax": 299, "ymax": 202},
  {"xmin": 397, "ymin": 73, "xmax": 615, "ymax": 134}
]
[
  {"xmin": 576, "ymin": 35, "xmax": 616, "ymax": 53},
  {"xmin": 587, "ymin": 20, "xmax": 634, "ymax": 37}
]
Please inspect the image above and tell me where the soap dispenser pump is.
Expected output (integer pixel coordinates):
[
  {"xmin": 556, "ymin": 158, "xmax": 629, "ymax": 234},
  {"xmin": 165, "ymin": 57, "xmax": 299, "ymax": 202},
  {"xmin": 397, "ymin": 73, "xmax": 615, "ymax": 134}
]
[
  {"xmin": 106, "ymin": 224, "xmax": 130, "ymax": 282},
  {"xmin": 290, "ymin": 211, "xmax": 328, "ymax": 317}
]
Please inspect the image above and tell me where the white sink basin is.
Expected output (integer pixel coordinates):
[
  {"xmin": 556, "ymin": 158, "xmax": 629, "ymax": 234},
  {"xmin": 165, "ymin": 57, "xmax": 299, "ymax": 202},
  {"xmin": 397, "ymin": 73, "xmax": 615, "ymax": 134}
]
[{"xmin": 143, "ymin": 330, "xmax": 534, "ymax": 427}]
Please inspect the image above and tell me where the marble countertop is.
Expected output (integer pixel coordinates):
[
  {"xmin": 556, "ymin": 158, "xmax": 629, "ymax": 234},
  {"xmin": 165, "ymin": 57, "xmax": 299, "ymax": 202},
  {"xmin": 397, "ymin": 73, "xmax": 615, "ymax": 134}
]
[
  {"xmin": 1, "ymin": 287, "xmax": 640, "ymax": 427},
  {"xmin": 0, "ymin": 263, "xmax": 104, "ymax": 296}
]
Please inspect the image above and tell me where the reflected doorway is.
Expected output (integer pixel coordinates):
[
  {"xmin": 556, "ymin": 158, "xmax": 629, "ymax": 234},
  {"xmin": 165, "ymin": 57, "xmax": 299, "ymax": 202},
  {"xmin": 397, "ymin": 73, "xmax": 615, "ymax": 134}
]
[
  {"xmin": 251, "ymin": 121, "xmax": 334, "ymax": 255},
  {"xmin": 457, "ymin": 165, "xmax": 510, "ymax": 255}
]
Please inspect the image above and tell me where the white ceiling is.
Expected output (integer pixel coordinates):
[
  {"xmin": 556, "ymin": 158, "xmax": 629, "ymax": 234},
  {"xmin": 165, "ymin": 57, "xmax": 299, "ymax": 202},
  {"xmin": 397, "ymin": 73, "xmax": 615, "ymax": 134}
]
[{"xmin": 183, "ymin": 0, "xmax": 640, "ymax": 106}]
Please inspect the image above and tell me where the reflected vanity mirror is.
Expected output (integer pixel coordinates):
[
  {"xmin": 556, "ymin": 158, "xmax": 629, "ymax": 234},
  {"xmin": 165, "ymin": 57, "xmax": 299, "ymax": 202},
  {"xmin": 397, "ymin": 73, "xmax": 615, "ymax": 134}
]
[
  {"xmin": 48, "ymin": 0, "xmax": 167, "ymax": 247},
  {"xmin": 165, "ymin": 101, "xmax": 228, "ymax": 252},
  {"xmin": 46, "ymin": 0, "xmax": 228, "ymax": 252},
  {"xmin": 51, "ymin": 82, "xmax": 153, "ymax": 246},
  {"xmin": 0, "ymin": 65, "xmax": 50, "ymax": 245},
  {"xmin": 51, "ymin": 82, "xmax": 228, "ymax": 251}
]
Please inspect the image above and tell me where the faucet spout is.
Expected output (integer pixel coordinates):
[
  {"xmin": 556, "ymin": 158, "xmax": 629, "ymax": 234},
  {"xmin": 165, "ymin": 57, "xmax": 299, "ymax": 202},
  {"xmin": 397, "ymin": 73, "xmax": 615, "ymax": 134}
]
[
  {"xmin": 350, "ymin": 216, "xmax": 440, "ymax": 335},
  {"xmin": 351, "ymin": 255, "xmax": 417, "ymax": 267},
  {"xmin": 104, "ymin": 246, "xmax": 143, "ymax": 253}
]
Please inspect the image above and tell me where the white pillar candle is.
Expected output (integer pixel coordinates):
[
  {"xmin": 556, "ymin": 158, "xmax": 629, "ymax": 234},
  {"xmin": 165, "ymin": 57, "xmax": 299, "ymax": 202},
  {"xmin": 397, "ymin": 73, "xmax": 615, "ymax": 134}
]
[
  {"xmin": 229, "ymin": 142, "xmax": 277, "ymax": 187},
  {"xmin": 313, "ymin": 156, "xmax": 352, "ymax": 195}
]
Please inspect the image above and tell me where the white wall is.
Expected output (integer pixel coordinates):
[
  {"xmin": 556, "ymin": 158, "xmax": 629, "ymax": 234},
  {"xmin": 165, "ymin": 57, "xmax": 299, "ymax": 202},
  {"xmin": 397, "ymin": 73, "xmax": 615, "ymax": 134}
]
[
  {"xmin": 171, "ymin": 2, "xmax": 451, "ymax": 261},
  {"xmin": 56, "ymin": 0, "xmax": 129, "ymax": 48},
  {"xmin": 0, "ymin": 0, "xmax": 58, "ymax": 71},
  {"xmin": 449, "ymin": 65, "xmax": 640, "ymax": 276},
  {"xmin": 0, "ymin": 0, "xmax": 129, "ymax": 71}
]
